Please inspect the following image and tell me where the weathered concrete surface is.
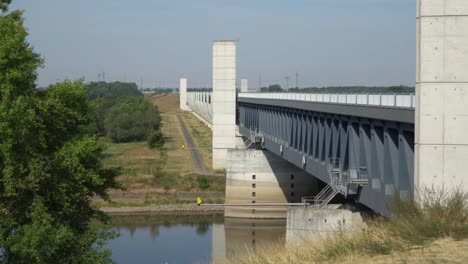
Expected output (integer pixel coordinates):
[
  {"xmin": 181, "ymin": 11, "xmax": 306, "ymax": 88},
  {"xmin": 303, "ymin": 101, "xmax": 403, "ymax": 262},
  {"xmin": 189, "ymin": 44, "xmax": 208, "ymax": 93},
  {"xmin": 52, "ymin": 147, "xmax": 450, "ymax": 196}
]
[
  {"xmin": 286, "ymin": 205, "xmax": 367, "ymax": 245},
  {"xmin": 179, "ymin": 78, "xmax": 188, "ymax": 111},
  {"xmin": 415, "ymin": 0, "xmax": 468, "ymax": 193},
  {"xmin": 212, "ymin": 40, "xmax": 237, "ymax": 169},
  {"xmin": 225, "ymin": 149, "xmax": 319, "ymax": 218},
  {"xmin": 240, "ymin": 79, "xmax": 248, "ymax": 92}
]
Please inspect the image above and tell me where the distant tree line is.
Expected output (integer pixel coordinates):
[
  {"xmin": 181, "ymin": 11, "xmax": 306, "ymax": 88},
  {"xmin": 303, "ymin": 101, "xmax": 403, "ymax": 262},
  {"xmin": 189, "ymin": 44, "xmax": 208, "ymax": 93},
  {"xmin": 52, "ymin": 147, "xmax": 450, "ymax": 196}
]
[
  {"xmin": 87, "ymin": 82, "xmax": 163, "ymax": 144},
  {"xmin": 88, "ymin": 81, "xmax": 142, "ymax": 99},
  {"xmin": 260, "ymin": 84, "xmax": 414, "ymax": 93}
]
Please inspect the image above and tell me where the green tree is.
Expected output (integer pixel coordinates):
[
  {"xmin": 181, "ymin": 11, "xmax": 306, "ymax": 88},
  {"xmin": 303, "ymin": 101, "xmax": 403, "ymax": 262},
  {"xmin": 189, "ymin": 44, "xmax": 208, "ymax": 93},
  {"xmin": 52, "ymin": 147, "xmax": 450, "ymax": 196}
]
[
  {"xmin": 260, "ymin": 84, "xmax": 283, "ymax": 92},
  {"xmin": 87, "ymin": 81, "xmax": 142, "ymax": 99},
  {"xmin": 0, "ymin": 3, "xmax": 118, "ymax": 263},
  {"xmin": 104, "ymin": 97, "xmax": 161, "ymax": 142}
]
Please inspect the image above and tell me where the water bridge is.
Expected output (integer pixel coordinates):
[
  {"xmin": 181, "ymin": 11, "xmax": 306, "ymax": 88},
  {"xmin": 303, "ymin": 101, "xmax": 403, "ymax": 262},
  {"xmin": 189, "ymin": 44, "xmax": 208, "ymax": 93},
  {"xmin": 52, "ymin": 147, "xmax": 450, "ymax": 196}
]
[
  {"xmin": 178, "ymin": 1, "xmax": 468, "ymax": 219},
  {"xmin": 186, "ymin": 91, "xmax": 415, "ymax": 215}
]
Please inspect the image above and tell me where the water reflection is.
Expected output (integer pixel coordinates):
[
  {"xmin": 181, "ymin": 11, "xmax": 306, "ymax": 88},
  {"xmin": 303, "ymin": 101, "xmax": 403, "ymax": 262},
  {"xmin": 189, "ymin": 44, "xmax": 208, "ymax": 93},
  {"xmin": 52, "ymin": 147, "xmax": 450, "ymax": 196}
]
[
  {"xmin": 222, "ymin": 218, "xmax": 286, "ymax": 261},
  {"xmin": 109, "ymin": 214, "xmax": 223, "ymax": 264},
  {"xmin": 108, "ymin": 215, "xmax": 286, "ymax": 264}
]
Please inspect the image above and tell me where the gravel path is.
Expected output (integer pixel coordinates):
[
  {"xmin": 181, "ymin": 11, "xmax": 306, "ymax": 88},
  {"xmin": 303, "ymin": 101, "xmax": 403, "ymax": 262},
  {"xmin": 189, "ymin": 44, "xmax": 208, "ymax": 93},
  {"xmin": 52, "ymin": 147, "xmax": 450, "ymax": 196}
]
[{"xmin": 177, "ymin": 114, "xmax": 208, "ymax": 175}]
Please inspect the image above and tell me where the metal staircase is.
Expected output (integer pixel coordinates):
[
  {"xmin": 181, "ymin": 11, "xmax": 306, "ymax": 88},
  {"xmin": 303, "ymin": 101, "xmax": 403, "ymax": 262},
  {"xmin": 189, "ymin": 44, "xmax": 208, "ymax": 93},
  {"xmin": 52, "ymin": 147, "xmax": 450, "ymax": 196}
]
[
  {"xmin": 302, "ymin": 158, "xmax": 368, "ymax": 208},
  {"xmin": 244, "ymin": 128, "xmax": 264, "ymax": 149},
  {"xmin": 311, "ymin": 176, "xmax": 340, "ymax": 207}
]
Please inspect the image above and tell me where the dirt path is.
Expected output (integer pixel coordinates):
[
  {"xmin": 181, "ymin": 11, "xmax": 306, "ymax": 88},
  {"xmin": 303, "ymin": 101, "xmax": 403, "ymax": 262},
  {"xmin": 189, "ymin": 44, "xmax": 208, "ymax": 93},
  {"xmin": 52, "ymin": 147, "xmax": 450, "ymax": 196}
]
[{"xmin": 177, "ymin": 114, "xmax": 208, "ymax": 175}]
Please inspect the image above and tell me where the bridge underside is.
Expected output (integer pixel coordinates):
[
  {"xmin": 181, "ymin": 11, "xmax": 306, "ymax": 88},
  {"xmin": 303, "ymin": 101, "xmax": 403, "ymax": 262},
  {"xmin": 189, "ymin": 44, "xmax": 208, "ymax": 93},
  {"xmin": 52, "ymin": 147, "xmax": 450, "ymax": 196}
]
[{"xmin": 238, "ymin": 100, "xmax": 415, "ymax": 215}]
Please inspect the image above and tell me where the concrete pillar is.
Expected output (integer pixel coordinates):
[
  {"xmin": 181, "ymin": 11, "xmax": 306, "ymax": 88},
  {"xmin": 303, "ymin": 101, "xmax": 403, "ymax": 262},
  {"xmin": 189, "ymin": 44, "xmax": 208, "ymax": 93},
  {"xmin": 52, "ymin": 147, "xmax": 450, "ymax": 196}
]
[
  {"xmin": 286, "ymin": 205, "xmax": 367, "ymax": 245},
  {"xmin": 212, "ymin": 40, "xmax": 237, "ymax": 169},
  {"xmin": 240, "ymin": 79, "xmax": 248, "ymax": 92},
  {"xmin": 225, "ymin": 149, "xmax": 319, "ymax": 218},
  {"xmin": 415, "ymin": 1, "xmax": 468, "ymax": 193},
  {"xmin": 179, "ymin": 77, "xmax": 188, "ymax": 111}
]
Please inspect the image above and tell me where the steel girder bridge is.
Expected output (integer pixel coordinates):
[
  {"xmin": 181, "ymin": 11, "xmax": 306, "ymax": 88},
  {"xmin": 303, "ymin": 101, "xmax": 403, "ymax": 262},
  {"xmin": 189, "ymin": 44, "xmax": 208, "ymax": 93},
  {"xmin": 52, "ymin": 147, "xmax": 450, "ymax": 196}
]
[{"xmin": 189, "ymin": 91, "xmax": 415, "ymax": 215}]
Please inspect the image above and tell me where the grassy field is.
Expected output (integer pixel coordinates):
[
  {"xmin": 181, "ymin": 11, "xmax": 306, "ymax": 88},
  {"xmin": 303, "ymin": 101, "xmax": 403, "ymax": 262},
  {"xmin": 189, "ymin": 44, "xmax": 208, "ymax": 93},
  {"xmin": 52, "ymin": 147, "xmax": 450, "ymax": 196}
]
[
  {"xmin": 98, "ymin": 93, "xmax": 224, "ymax": 207},
  {"xmin": 233, "ymin": 190, "xmax": 468, "ymax": 264},
  {"xmin": 180, "ymin": 112, "xmax": 213, "ymax": 171}
]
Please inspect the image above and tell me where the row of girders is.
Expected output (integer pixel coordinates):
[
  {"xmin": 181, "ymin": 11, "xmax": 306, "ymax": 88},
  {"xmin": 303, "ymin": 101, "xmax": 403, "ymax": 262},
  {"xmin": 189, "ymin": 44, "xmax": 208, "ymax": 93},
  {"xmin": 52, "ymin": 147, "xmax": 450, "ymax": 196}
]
[{"xmin": 239, "ymin": 103, "xmax": 415, "ymax": 215}]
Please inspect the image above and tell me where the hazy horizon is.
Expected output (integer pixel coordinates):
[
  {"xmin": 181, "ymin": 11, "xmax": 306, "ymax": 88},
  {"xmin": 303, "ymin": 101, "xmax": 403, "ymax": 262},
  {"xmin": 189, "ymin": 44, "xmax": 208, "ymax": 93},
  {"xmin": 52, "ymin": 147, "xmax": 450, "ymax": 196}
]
[{"xmin": 11, "ymin": 0, "xmax": 416, "ymax": 89}]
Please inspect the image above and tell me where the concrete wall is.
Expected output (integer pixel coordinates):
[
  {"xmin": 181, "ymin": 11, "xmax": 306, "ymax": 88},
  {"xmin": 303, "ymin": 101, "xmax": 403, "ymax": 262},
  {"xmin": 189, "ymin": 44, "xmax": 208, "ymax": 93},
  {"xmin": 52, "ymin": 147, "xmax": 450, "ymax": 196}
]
[
  {"xmin": 415, "ymin": 1, "xmax": 468, "ymax": 193},
  {"xmin": 240, "ymin": 79, "xmax": 248, "ymax": 92},
  {"xmin": 286, "ymin": 205, "xmax": 366, "ymax": 245},
  {"xmin": 225, "ymin": 149, "xmax": 319, "ymax": 218},
  {"xmin": 179, "ymin": 78, "xmax": 188, "ymax": 111},
  {"xmin": 212, "ymin": 40, "xmax": 237, "ymax": 169},
  {"xmin": 187, "ymin": 91, "xmax": 213, "ymax": 126}
]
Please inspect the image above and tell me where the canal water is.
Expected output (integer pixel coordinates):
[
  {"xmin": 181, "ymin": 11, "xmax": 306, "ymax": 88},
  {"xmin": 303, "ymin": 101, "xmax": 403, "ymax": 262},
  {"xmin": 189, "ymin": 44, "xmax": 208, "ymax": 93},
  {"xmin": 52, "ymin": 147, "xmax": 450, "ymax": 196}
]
[{"xmin": 108, "ymin": 214, "xmax": 286, "ymax": 264}]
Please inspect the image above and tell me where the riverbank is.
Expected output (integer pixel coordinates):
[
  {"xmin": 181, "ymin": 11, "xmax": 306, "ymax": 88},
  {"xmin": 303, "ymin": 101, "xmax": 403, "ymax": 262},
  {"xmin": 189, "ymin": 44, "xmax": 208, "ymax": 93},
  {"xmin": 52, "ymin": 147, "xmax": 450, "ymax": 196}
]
[
  {"xmin": 95, "ymin": 93, "xmax": 226, "ymax": 215},
  {"xmin": 102, "ymin": 204, "xmax": 224, "ymax": 215}
]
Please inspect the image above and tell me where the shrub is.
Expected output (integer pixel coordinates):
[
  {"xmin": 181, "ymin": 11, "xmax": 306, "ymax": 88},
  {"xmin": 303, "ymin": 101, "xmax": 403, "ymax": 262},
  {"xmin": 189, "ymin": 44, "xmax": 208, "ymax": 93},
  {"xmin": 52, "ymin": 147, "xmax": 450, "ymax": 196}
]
[
  {"xmin": 147, "ymin": 130, "xmax": 165, "ymax": 150},
  {"xmin": 104, "ymin": 97, "xmax": 161, "ymax": 142},
  {"xmin": 197, "ymin": 176, "xmax": 210, "ymax": 190}
]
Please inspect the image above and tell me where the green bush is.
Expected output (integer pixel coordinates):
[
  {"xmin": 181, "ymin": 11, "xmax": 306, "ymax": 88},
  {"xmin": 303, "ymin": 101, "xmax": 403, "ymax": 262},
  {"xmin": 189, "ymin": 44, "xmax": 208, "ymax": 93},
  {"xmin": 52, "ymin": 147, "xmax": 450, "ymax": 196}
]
[
  {"xmin": 147, "ymin": 130, "xmax": 165, "ymax": 150},
  {"xmin": 104, "ymin": 97, "xmax": 161, "ymax": 142},
  {"xmin": 197, "ymin": 176, "xmax": 210, "ymax": 190}
]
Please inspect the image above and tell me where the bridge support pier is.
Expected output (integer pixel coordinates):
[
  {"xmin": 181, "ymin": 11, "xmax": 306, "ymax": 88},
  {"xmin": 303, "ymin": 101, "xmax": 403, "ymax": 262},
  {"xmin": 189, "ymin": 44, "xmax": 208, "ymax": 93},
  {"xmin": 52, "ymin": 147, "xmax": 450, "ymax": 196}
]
[
  {"xmin": 415, "ymin": 1, "xmax": 468, "ymax": 193},
  {"xmin": 225, "ymin": 149, "xmax": 319, "ymax": 218},
  {"xmin": 179, "ymin": 77, "xmax": 188, "ymax": 111},
  {"xmin": 286, "ymin": 204, "xmax": 368, "ymax": 245},
  {"xmin": 212, "ymin": 40, "xmax": 237, "ymax": 169},
  {"xmin": 240, "ymin": 79, "xmax": 248, "ymax": 92}
]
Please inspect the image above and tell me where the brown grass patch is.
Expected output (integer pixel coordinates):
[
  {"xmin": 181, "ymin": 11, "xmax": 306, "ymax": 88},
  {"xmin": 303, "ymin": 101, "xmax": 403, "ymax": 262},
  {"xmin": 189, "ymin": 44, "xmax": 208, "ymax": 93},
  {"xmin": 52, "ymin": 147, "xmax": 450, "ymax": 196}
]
[{"xmin": 146, "ymin": 93, "xmax": 180, "ymax": 114}]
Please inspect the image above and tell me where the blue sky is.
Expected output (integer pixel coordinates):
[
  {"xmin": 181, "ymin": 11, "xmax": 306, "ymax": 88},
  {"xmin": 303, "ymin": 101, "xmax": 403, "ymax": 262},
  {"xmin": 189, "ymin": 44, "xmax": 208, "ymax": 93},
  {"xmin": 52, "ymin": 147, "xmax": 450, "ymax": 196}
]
[{"xmin": 11, "ymin": 0, "xmax": 416, "ymax": 88}]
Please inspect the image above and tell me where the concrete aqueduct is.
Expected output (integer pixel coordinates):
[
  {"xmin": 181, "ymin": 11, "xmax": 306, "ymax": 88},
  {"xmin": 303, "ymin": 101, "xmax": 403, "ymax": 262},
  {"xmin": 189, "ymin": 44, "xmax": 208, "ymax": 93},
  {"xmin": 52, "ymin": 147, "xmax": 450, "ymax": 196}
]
[{"xmin": 179, "ymin": 0, "xmax": 468, "ymax": 231}]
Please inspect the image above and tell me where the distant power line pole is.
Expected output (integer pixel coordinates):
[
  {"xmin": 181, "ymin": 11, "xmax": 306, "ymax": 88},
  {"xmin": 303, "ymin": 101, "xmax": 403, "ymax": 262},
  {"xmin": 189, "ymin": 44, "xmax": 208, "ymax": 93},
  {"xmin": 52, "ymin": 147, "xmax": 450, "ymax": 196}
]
[
  {"xmin": 285, "ymin": 76, "xmax": 290, "ymax": 90},
  {"xmin": 140, "ymin": 77, "xmax": 143, "ymax": 90}
]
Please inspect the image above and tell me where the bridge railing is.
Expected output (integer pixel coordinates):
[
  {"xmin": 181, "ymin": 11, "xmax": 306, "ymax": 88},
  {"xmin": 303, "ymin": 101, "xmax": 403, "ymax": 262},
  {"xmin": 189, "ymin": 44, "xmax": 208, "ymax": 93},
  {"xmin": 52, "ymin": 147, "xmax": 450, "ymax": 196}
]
[
  {"xmin": 187, "ymin": 91, "xmax": 213, "ymax": 124},
  {"xmin": 238, "ymin": 92, "xmax": 415, "ymax": 108}
]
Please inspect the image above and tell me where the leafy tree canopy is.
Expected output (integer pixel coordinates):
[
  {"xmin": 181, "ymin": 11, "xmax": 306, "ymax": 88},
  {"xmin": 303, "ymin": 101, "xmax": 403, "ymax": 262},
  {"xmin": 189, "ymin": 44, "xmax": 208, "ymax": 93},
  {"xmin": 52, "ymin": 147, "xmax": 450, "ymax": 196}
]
[
  {"xmin": 88, "ymin": 81, "xmax": 143, "ymax": 99},
  {"xmin": 0, "ymin": 2, "xmax": 118, "ymax": 263},
  {"xmin": 104, "ymin": 97, "xmax": 161, "ymax": 142}
]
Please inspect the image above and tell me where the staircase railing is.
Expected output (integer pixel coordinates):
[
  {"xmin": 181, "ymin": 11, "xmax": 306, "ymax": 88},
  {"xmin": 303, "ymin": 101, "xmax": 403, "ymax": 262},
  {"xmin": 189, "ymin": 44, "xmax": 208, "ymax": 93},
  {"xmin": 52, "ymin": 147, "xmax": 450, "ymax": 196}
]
[{"xmin": 244, "ymin": 127, "xmax": 264, "ymax": 149}]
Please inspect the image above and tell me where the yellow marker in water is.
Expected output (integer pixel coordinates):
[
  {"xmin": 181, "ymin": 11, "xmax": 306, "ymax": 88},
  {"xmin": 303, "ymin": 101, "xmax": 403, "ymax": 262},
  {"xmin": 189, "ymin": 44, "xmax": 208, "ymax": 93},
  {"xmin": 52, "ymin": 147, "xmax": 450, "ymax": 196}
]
[
  {"xmin": 181, "ymin": 144, "xmax": 185, "ymax": 149},
  {"xmin": 197, "ymin": 197, "xmax": 203, "ymax": 206}
]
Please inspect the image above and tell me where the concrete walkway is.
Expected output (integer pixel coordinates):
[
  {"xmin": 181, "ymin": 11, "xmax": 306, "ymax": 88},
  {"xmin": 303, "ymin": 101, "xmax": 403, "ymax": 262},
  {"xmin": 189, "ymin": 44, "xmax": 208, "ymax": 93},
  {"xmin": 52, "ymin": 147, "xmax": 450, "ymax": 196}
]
[{"xmin": 177, "ymin": 114, "xmax": 208, "ymax": 175}]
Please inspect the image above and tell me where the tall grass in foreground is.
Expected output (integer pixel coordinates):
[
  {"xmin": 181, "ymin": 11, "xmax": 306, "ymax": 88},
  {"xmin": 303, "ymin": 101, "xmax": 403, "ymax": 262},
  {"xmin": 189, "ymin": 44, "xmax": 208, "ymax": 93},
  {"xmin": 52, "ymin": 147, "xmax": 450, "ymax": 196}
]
[{"xmin": 233, "ymin": 190, "xmax": 468, "ymax": 264}]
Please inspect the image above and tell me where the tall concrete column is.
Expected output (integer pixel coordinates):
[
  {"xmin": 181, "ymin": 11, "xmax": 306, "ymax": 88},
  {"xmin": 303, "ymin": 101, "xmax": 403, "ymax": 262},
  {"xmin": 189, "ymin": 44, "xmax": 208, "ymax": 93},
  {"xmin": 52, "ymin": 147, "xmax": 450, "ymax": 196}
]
[
  {"xmin": 179, "ymin": 77, "xmax": 188, "ymax": 111},
  {"xmin": 240, "ymin": 79, "xmax": 248, "ymax": 92},
  {"xmin": 212, "ymin": 40, "xmax": 237, "ymax": 169},
  {"xmin": 415, "ymin": 1, "xmax": 468, "ymax": 193}
]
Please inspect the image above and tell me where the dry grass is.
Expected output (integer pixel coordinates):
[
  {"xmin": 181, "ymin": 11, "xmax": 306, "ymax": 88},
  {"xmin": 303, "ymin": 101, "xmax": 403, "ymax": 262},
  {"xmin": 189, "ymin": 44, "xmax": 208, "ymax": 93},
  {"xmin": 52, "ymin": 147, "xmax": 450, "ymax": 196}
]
[
  {"xmin": 180, "ymin": 112, "xmax": 213, "ymax": 171},
  {"xmin": 232, "ymin": 190, "xmax": 468, "ymax": 264},
  {"xmin": 100, "ymin": 93, "xmax": 224, "ymax": 203},
  {"xmin": 146, "ymin": 93, "xmax": 180, "ymax": 114}
]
